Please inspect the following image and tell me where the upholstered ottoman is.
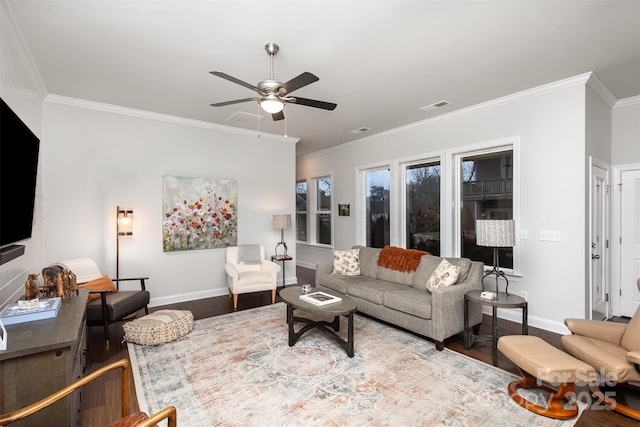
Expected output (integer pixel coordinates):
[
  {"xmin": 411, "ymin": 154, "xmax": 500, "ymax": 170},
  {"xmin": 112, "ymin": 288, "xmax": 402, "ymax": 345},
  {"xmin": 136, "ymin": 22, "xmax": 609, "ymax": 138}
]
[
  {"xmin": 123, "ymin": 309, "xmax": 194, "ymax": 346},
  {"xmin": 497, "ymin": 335, "xmax": 597, "ymax": 419}
]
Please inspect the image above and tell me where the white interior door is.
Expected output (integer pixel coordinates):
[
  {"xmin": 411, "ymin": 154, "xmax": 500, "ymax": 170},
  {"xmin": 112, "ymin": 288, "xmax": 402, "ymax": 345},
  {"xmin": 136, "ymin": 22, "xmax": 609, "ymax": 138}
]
[
  {"xmin": 590, "ymin": 162, "xmax": 610, "ymax": 320},
  {"xmin": 620, "ymin": 169, "xmax": 640, "ymax": 317}
]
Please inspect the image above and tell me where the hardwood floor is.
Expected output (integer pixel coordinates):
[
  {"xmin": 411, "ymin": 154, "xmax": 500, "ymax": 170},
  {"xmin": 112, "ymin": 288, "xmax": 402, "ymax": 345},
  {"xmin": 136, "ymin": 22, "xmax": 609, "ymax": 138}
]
[{"xmin": 80, "ymin": 266, "xmax": 637, "ymax": 426}]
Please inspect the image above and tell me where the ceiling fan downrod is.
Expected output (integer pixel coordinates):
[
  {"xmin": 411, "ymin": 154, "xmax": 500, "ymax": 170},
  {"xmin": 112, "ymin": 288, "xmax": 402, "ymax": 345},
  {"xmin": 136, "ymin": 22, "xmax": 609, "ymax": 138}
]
[{"xmin": 265, "ymin": 43, "xmax": 279, "ymax": 81}]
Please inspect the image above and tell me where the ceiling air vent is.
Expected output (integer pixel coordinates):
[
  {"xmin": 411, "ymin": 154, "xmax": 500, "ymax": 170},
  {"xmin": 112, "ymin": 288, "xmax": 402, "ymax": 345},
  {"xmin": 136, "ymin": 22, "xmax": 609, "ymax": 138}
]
[
  {"xmin": 225, "ymin": 111, "xmax": 263, "ymax": 126},
  {"xmin": 349, "ymin": 127, "xmax": 371, "ymax": 134},
  {"xmin": 420, "ymin": 100, "xmax": 451, "ymax": 112}
]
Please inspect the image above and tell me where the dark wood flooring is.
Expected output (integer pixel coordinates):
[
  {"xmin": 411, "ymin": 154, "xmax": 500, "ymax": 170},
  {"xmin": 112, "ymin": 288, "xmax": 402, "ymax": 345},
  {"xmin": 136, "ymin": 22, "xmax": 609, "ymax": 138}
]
[{"xmin": 80, "ymin": 266, "xmax": 638, "ymax": 426}]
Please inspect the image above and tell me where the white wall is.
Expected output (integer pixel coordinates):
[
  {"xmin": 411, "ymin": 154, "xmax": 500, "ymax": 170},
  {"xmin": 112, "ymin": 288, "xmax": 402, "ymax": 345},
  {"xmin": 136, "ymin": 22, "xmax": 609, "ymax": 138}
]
[
  {"xmin": 0, "ymin": 0, "xmax": 46, "ymax": 308},
  {"xmin": 297, "ymin": 76, "xmax": 591, "ymax": 333},
  {"xmin": 612, "ymin": 100, "xmax": 640, "ymax": 166},
  {"xmin": 42, "ymin": 100, "xmax": 297, "ymax": 306}
]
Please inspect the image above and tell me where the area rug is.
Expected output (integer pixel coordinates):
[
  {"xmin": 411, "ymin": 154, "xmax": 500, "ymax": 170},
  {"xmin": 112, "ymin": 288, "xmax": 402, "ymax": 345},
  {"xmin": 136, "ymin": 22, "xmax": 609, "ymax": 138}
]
[{"xmin": 128, "ymin": 303, "xmax": 584, "ymax": 426}]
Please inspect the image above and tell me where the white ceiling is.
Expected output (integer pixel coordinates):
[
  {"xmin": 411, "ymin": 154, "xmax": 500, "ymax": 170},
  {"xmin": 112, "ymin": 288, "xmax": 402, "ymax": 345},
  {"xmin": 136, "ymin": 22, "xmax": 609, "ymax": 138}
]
[{"xmin": 8, "ymin": 1, "xmax": 640, "ymax": 157}]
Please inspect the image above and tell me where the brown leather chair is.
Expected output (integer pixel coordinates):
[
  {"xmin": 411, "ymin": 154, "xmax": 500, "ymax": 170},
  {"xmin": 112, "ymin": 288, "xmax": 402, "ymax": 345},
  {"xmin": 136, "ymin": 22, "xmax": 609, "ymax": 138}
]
[
  {"xmin": 0, "ymin": 359, "xmax": 176, "ymax": 426},
  {"xmin": 58, "ymin": 258, "xmax": 150, "ymax": 346},
  {"xmin": 561, "ymin": 279, "xmax": 640, "ymax": 420}
]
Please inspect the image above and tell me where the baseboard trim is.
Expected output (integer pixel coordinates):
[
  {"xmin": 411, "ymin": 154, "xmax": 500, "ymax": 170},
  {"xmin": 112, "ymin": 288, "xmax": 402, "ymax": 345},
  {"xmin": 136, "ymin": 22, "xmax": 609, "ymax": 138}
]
[
  {"xmin": 297, "ymin": 261, "xmax": 316, "ymax": 270},
  {"xmin": 149, "ymin": 275, "xmax": 299, "ymax": 307},
  {"xmin": 484, "ymin": 306, "xmax": 570, "ymax": 335},
  {"xmin": 149, "ymin": 288, "xmax": 228, "ymax": 307}
]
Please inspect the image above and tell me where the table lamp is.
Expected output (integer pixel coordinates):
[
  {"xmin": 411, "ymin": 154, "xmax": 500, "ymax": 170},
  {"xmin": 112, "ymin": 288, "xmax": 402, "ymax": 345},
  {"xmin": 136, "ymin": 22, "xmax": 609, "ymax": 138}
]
[
  {"xmin": 476, "ymin": 219, "xmax": 515, "ymax": 295},
  {"xmin": 273, "ymin": 214, "xmax": 291, "ymax": 257}
]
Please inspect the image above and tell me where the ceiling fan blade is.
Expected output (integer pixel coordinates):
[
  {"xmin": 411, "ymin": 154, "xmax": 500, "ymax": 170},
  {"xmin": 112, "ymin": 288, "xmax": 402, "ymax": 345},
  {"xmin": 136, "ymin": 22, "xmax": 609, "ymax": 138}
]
[
  {"xmin": 290, "ymin": 97, "xmax": 337, "ymax": 111},
  {"xmin": 272, "ymin": 111, "xmax": 285, "ymax": 121},
  {"xmin": 281, "ymin": 72, "xmax": 319, "ymax": 94},
  {"xmin": 210, "ymin": 71, "xmax": 262, "ymax": 94},
  {"xmin": 210, "ymin": 97, "xmax": 257, "ymax": 107}
]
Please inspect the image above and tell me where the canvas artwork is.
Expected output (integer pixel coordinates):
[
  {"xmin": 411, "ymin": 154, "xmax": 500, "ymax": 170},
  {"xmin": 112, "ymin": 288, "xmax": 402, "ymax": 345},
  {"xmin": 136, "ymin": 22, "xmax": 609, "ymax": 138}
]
[{"xmin": 162, "ymin": 175, "xmax": 237, "ymax": 252}]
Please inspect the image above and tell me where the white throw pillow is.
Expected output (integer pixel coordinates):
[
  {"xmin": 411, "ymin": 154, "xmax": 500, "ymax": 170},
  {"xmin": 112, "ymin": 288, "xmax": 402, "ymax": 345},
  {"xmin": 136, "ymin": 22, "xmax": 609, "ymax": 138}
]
[
  {"xmin": 426, "ymin": 259, "xmax": 460, "ymax": 291},
  {"xmin": 333, "ymin": 249, "xmax": 360, "ymax": 275}
]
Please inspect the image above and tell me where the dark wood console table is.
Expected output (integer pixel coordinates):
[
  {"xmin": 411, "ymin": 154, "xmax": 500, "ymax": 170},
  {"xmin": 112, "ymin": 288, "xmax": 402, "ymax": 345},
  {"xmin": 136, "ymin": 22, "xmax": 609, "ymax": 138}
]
[{"xmin": 0, "ymin": 289, "xmax": 88, "ymax": 426}]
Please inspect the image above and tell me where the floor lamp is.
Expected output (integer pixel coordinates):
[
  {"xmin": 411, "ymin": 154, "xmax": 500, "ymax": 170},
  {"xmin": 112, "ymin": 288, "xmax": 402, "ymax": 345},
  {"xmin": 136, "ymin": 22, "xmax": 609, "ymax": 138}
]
[
  {"xmin": 476, "ymin": 219, "xmax": 515, "ymax": 296},
  {"xmin": 116, "ymin": 206, "xmax": 133, "ymax": 286}
]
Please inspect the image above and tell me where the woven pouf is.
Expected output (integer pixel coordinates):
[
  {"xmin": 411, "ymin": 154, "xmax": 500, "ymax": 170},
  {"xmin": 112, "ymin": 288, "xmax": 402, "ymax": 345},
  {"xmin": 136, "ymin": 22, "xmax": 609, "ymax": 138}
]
[{"xmin": 123, "ymin": 309, "xmax": 194, "ymax": 345}]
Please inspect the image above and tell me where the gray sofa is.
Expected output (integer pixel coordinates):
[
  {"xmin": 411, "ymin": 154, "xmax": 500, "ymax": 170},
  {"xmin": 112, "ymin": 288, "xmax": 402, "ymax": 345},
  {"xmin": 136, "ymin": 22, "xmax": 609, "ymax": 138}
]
[{"xmin": 315, "ymin": 245, "xmax": 484, "ymax": 350}]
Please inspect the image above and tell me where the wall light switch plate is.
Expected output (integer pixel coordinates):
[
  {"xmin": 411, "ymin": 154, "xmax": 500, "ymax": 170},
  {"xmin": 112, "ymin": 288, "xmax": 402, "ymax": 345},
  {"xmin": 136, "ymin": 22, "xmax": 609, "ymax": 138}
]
[{"xmin": 540, "ymin": 230, "xmax": 561, "ymax": 241}]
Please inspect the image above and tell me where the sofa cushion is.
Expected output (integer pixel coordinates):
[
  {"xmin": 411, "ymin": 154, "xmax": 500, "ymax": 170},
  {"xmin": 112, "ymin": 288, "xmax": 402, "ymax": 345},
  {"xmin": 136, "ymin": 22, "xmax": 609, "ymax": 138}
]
[
  {"xmin": 347, "ymin": 279, "xmax": 406, "ymax": 305},
  {"xmin": 383, "ymin": 288, "xmax": 433, "ymax": 320},
  {"xmin": 412, "ymin": 256, "xmax": 472, "ymax": 289},
  {"xmin": 353, "ymin": 245, "xmax": 381, "ymax": 278},
  {"xmin": 377, "ymin": 267, "xmax": 414, "ymax": 286},
  {"xmin": 426, "ymin": 259, "xmax": 460, "ymax": 291},
  {"xmin": 317, "ymin": 273, "xmax": 362, "ymax": 294},
  {"xmin": 448, "ymin": 258, "xmax": 472, "ymax": 282},
  {"xmin": 333, "ymin": 249, "xmax": 360, "ymax": 275}
]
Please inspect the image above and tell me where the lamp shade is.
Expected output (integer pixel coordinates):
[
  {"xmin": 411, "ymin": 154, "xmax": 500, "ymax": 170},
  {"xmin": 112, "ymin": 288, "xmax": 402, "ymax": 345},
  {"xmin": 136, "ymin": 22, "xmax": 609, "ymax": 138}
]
[
  {"xmin": 476, "ymin": 219, "xmax": 515, "ymax": 247},
  {"xmin": 273, "ymin": 214, "xmax": 292, "ymax": 230},
  {"xmin": 117, "ymin": 207, "xmax": 133, "ymax": 236}
]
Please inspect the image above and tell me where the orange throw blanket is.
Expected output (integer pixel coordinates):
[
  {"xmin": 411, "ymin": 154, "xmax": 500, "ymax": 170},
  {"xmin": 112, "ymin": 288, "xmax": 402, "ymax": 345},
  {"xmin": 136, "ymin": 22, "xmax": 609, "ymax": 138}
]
[{"xmin": 377, "ymin": 246, "xmax": 430, "ymax": 273}]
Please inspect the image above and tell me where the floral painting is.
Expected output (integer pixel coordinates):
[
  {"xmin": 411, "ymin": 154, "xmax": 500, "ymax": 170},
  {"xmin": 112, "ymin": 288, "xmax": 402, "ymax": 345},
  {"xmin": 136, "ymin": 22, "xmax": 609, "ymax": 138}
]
[{"xmin": 162, "ymin": 175, "xmax": 237, "ymax": 252}]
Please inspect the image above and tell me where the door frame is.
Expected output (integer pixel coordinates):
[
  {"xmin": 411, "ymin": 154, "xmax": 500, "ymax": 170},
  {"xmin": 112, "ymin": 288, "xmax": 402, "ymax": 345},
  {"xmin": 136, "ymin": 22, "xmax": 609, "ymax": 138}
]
[
  {"xmin": 588, "ymin": 157, "xmax": 611, "ymax": 320},
  {"xmin": 611, "ymin": 163, "xmax": 640, "ymax": 316}
]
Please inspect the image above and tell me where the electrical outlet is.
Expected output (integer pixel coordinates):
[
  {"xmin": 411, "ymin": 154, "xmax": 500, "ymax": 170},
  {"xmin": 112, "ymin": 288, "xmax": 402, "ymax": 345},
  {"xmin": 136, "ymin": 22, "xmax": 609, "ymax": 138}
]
[
  {"xmin": 539, "ymin": 230, "xmax": 561, "ymax": 241},
  {"xmin": 521, "ymin": 290, "xmax": 528, "ymax": 301},
  {"xmin": 521, "ymin": 229, "xmax": 528, "ymax": 239}
]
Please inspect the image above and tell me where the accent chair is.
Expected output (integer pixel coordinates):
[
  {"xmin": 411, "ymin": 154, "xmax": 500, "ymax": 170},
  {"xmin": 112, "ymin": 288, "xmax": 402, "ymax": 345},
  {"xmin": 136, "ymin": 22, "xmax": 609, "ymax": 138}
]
[
  {"xmin": 58, "ymin": 258, "xmax": 150, "ymax": 346},
  {"xmin": 561, "ymin": 279, "xmax": 640, "ymax": 421},
  {"xmin": 224, "ymin": 245, "xmax": 280, "ymax": 310}
]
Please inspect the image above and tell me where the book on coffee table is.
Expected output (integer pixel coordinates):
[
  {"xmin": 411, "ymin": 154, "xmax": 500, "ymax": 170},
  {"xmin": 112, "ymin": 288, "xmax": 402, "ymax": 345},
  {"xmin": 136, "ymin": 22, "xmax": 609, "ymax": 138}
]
[{"xmin": 299, "ymin": 291, "xmax": 342, "ymax": 306}]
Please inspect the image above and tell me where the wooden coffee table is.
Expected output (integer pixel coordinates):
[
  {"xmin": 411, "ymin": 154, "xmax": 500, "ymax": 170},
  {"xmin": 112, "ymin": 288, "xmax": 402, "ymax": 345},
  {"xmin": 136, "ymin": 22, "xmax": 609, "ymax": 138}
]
[{"xmin": 279, "ymin": 286, "xmax": 358, "ymax": 357}]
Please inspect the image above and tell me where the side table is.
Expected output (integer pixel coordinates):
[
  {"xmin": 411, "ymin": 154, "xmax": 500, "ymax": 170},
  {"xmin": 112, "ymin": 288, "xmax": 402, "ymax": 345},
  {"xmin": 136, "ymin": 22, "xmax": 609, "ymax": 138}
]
[
  {"xmin": 464, "ymin": 290, "xmax": 528, "ymax": 366},
  {"xmin": 271, "ymin": 254, "xmax": 292, "ymax": 289}
]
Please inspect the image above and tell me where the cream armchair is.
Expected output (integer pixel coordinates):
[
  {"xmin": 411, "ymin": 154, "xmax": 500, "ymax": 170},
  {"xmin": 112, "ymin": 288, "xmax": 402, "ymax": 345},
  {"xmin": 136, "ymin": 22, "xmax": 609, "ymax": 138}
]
[
  {"xmin": 224, "ymin": 245, "xmax": 281, "ymax": 310},
  {"xmin": 561, "ymin": 279, "xmax": 640, "ymax": 420}
]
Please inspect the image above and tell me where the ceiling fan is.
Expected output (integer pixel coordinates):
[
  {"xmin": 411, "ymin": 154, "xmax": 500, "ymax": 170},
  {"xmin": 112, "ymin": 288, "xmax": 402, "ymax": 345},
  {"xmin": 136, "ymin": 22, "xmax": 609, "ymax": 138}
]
[{"xmin": 210, "ymin": 43, "xmax": 337, "ymax": 121}]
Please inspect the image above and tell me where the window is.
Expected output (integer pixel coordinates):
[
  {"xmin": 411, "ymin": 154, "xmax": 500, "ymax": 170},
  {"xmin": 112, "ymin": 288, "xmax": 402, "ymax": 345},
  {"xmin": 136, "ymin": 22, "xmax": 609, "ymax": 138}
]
[
  {"xmin": 405, "ymin": 161, "xmax": 441, "ymax": 255},
  {"xmin": 459, "ymin": 150, "xmax": 514, "ymax": 269},
  {"xmin": 296, "ymin": 175, "xmax": 333, "ymax": 246},
  {"xmin": 295, "ymin": 180, "xmax": 307, "ymax": 242},
  {"xmin": 315, "ymin": 177, "xmax": 332, "ymax": 245},
  {"xmin": 365, "ymin": 168, "xmax": 390, "ymax": 248}
]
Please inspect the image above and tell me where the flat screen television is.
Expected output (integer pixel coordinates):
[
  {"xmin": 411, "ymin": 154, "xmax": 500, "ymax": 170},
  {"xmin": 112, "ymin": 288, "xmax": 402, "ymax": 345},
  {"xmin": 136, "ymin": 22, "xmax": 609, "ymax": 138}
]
[{"xmin": 0, "ymin": 97, "xmax": 40, "ymax": 258}]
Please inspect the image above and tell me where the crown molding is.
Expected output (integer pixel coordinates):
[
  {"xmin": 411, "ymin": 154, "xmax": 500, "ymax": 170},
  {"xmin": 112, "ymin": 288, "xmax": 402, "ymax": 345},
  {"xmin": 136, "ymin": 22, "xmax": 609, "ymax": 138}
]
[
  {"xmin": 586, "ymin": 72, "xmax": 617, "ymax": 108},
  {"xmin": 43, "ymin": 94, "xmax": 298, "ymax": 144},
  {"xmin": 1, "ymin": 1, "xmax": 48, "ymax": 99},
  {"xmin": 615, "ymin": 95, "xmax": 640, "ymax": 108},
  {"xmin": 299, "ymin": 73, "xmax": 593, "ymax": 160}
]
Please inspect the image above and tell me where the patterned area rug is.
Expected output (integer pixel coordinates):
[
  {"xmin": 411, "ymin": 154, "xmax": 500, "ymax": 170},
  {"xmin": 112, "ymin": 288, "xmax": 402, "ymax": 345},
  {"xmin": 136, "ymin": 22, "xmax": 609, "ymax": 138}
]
[{"xmin": 129, "ymin": 303, "xmax": 584, "ymax": 426}]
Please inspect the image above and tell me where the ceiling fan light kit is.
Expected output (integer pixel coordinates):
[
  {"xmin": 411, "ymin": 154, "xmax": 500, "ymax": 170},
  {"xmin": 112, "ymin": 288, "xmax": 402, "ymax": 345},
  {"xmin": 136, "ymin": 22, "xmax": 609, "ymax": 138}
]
[
  {"xmin": 258, "ymin": 95, "xmax": 285, "ymax": 114},
  {"xmin": 210, "ymin": 43, "xmax": 336, "ymax": 121}
]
